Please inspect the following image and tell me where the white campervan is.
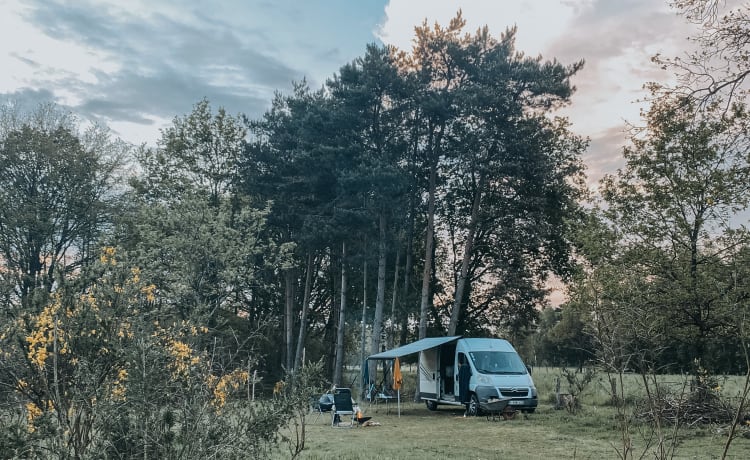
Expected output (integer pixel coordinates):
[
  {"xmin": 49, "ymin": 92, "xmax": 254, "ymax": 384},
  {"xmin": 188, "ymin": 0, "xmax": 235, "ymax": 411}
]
[{"xmin": 368, "ymin": 336, "xmax": 537, "ymax": 416}]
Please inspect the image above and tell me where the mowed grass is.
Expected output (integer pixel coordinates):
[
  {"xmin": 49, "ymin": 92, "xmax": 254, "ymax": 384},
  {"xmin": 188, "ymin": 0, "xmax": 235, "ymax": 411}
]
[{"xmin": 273, "ymin": 368, "xmax": 750, "ymax": 460}]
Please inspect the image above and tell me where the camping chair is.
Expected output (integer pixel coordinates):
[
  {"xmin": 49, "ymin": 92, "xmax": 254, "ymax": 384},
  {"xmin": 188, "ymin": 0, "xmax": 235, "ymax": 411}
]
[{"xmin": 331, "ymin": 387, "xmax": 356, "ymax": 428}]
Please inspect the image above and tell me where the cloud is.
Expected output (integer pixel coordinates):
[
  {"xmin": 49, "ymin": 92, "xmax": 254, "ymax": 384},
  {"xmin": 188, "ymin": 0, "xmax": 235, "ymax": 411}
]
[
  {"xmin": 77, "ymin": 68, "xmax": 270, "ymax": 124},
  {"xmin": 0, "ymin": 87, "xmax": 60, "ymax": 111},
  {"xmin": 583, "ymin": 125, "xmax": 630, "ymax": 186},
  {"xmin": 19, "ymin": 1, "xmax": 301, "ymax": 120},
  {"xmin": 3, "ymin": 0, "xmax": 388, "ymax": 143},
  {"xmin": 545, "ymin": 0, "xmax": 695, "ymax": 66}
]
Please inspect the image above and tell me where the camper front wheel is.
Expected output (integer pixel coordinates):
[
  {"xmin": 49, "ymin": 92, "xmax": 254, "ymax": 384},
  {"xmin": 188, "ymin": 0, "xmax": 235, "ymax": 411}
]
[
  {"xmin": 468, "ymin": 394, "xmax": 480, "ymax": 416},
  {"xmin": 425, "ymin": 400, "xmax": 438, "ymax": 411}
]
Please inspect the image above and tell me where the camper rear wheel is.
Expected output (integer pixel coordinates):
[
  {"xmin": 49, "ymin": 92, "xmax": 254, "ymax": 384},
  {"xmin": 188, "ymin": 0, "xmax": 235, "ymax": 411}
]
[
  {"xmin": 468, "ymin": 394, "xmax": 480, "ymax": 416},
  {"xmin": 425, "ymin": 400, "xmax": 438, "ymax": 411}
]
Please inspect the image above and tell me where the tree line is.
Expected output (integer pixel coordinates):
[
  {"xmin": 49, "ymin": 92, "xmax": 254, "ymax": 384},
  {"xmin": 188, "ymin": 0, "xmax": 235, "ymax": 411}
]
[{"xmin": 2, "ymin": 11, "xmax": 588, "ymax": 387}]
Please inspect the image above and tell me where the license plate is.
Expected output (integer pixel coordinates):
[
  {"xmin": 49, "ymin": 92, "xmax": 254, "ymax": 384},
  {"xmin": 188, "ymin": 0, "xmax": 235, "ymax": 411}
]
[{"xmin": 508, "ymin": 400, "xmax": 524, "ymax": 405}]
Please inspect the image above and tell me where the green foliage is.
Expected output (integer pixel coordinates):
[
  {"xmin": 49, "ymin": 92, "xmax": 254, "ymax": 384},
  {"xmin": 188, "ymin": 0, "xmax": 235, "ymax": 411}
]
[
  {"xmin": 272, "ymin": 360, "xmax": 328, "ymax": 459},
  {"xmin": 122, "ymin": 100, "xmax": 283, "ymax": 377},
  {"xmin": 131, "ymin": 98, "xmax": 246, "ymax": 204},
  {"xmin": 526, "ymin": 306, "xmax": 595, "ymax": 367},
  {"xmin": 121, "ymin": 194, "xmax": 274, "ymax": 320},
  {"xmin": 400, "ymin": 15, "xmax": 588, "ymax": 338},
  {"xmin": 0, "ymin": 103, "xmax": 125, "ymax": 311},
  {"xmin": 597, "ymin": 98, "xmax": 750, "ymax": 372},
  {"xmin": 559, "ymin": 367, "xmax": 597, "ymax": 414}
]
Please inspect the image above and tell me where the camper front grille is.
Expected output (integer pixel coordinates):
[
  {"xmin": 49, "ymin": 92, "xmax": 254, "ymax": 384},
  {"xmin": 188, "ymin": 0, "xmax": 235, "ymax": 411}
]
[{"xmin": 499, "ymin": 388, "xmax": 528, "ymax": 398}]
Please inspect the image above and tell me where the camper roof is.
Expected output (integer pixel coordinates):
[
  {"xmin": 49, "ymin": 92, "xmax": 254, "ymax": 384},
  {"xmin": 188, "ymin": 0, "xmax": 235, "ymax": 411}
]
[{"xmin": 367, "ymin": 336, "xmax": 461, "ymax": 360}]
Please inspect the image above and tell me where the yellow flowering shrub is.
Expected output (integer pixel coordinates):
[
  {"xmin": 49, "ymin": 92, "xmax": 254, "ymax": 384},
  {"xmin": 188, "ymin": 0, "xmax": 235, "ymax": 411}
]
[
  {"xmin": 211, "ymin": 369, "xmax": 250, "ymax": 408},
  {"xmin": 25, "ymin": 293, "xmax": 68, "ymax": 369},
  {"xmin": 111, "ymin": 368, "xmax": 128, "ymax": 400},
  {"xmin": 2, "ymin": 245, "xmax": 293, "ymax": 458},
  {"xmin": 6, "ymin": 246, "xmax": 159, "ymax": 450},
  {"xmin": 165, "ymin": 338, "xmax": 201, "ymax": 377}
]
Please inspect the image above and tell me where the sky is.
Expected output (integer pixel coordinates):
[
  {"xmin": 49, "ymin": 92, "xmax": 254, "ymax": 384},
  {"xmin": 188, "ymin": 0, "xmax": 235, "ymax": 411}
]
[{"xmin": 0, "ymin": 0, "xmax": 700, "ymax": 186}]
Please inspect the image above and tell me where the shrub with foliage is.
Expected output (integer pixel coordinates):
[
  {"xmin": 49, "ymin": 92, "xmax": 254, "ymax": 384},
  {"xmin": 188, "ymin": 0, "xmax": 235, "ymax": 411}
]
[{"xmin": 0, "ymin": 247, "xmax": 321, "ymax": 459}]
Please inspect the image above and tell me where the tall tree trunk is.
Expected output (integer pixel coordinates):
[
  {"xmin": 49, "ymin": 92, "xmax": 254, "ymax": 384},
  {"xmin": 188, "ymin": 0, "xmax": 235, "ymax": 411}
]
[
  {"xmin": 323, "ymin": 249, "xmax": 338, "ymax": 381},
  {"xmin": 400, "ymin": 188, "xmax": 416, "ymax": 348},
  {"xmin": 284, "ymin": 268, "xmax": 295, "ymax": 371},
  {"xmin": 419, "ymin": 159, "xmax": 437, "ymax": 340},
  {"xmin": 334, "ymin": 242, "xmax": 347, "ymax": 386},
  {"xmin": 294, "ymin": 252, "xmax": 314, "ymax": 370},
  {"xmin": 389, "ymin": 246, "xmax": 400, "ymax": 349},
  {"xmin": 415, "ymin": 159, "xmax": 437, "ymax": 404},
  {"xmin": 448, "ymin": 174, "xmax": 485, "ymax": 335},
  {"xmin": 370, "ymin": 212, "xmax": 387, "ymax": 362},
  {"xmin": 360, "ymin": 239, "xmax": 369, "ymax": 395},
  {"xmin": 689, "ymin": 218, "xmax": 708, "ymax": 363}
]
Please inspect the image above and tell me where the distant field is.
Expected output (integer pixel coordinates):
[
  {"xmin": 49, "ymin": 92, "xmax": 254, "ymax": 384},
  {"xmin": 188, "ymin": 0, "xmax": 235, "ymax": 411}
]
[{"xmin": 273, "ymin": 368, "xmax": 750, "ymax": 459}]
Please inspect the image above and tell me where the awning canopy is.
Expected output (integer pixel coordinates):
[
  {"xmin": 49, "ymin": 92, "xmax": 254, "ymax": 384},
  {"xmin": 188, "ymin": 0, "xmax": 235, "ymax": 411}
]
[{"xmin": 367, "ymin": 336, "xmax": 461, "ymax": 360}]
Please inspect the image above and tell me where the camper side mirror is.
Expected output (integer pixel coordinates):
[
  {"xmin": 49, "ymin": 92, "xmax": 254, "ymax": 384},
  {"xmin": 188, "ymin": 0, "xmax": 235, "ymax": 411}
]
[{"xmin": 526, "ymin": 365, "xmax": 533, "ymax": 375}]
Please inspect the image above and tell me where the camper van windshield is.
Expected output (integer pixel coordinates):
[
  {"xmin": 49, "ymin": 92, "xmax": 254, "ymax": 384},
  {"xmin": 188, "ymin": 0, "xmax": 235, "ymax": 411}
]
[{"xmin": 469, "ymin": 351, "xmax": 527, "ymax": 375}]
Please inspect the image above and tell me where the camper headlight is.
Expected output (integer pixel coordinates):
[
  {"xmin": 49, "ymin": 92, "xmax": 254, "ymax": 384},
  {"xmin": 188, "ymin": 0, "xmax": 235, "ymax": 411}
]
[
  {"xmin": 478, "ymin": 375, "xmax": 490, "ymax": 385},
  {"xmin": 530, "ymin": 385, "xmax": 537, "ymax": 398}
]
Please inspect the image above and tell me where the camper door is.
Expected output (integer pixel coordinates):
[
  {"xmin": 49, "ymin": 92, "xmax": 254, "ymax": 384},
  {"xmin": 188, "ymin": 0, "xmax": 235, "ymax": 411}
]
[{"xmin": 419, "ymin": 348, "xmax": 439, "ymax": 399}]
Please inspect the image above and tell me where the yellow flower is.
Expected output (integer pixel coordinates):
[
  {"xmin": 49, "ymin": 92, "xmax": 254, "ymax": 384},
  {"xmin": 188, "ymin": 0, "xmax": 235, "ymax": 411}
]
[
  {"xmin": 111, "ymin": 385, "xmax": 127, "ymax": 400},
  {"xmin": 100, "ymin": 246, "xmax": 117, "ymax": 265},
  {"xmin": 26, "ymin": 299, "xmax": 66, "ymax": 369},
  {"xmin": 167, "ymin": 339, "xmax": 199, "ymax": 377},
  {"xmin": 111, "ymin": 369, "xmax": 128, "ymax": 400},
  {"xmin": 141, "ymin": 284, "xmax": 156, "ymax": 302},
  {"xmin": 25, "ymin": 402, "xmax": 42, "ymax": 432},
  {"xmin": 130, "ymin": 267, "xmax": 141, "ymax": 284},
  {"xmin": 210, "ymin": 370, "xmax": 249, "ymax": 408}
]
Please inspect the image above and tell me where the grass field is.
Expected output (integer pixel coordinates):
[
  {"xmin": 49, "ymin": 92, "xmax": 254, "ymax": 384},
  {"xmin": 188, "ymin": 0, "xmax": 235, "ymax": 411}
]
[{"xmin": 273, "ymin": 367, "xmax": 750, "ymax": 460}]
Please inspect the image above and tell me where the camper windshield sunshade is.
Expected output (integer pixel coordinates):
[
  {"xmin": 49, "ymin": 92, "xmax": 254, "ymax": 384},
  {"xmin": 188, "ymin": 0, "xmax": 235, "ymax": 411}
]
[{"xmin": 367, "ymin": 336, "xmax": 461, "ymax": 360}]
